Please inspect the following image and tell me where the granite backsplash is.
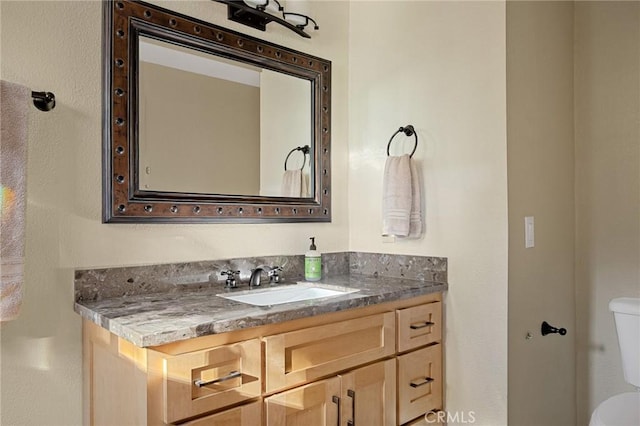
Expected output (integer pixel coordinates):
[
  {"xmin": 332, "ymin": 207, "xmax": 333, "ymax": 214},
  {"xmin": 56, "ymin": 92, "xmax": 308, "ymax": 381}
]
[{"xmin": 75, "ymin": 252, "xmax": 447, "ymax": 303}]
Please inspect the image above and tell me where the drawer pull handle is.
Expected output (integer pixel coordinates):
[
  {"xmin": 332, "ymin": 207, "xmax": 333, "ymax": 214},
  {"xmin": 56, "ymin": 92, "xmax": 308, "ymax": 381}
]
[
  {"xmin": 194, "ymin": 370, "xmax": 241, "ymax": 388},
  {"xmin": 410, "ymin": 377, "xmax": 434, "ymax": 388},
  {"xmin": 347, "ymin": 389, "xmax": 355, "ymax": 426},
  {"xmin": 410, "ymin": 321, "xmax": 434, "ymax": 330},
  {"xmin": 332, "ymin": 395, "xmax": 341, "ymax": 426}
]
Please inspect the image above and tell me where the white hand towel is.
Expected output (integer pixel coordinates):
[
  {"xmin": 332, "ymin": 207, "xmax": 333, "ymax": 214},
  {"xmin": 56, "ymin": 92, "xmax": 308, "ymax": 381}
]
[
  {"xmin": 382, "ymin": 155, "xmax": 412, "ymax": 236},
  {"xmin": 1, "ymin": 80, "xmax": 30, "ymax": 322},
  {"xmin": 408, "ymin": 159, "xmax": 423, "ymax": 238},
  {"xmin": 281, "ymin": 169, "xmax": 302, "ymax": 197}
]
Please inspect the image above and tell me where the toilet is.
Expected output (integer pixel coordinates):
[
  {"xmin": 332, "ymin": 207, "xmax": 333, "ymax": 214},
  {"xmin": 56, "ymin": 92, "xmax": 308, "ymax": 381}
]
[{"xmin": 589, "ymin": 297, "xmax": 640, "ymax": 426}]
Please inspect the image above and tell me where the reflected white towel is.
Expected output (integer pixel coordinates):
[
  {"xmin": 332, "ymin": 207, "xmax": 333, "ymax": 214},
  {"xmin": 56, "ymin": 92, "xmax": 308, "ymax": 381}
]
[
  {"xmin": 282, "ymin": 169, "xmax": 302, "ymax": 197},
  {"xmin": 382, "ymin": 155, "xmax": 412, "ymax": 236},
  {"xmin": 1, "ymin": 80, "xmax": 30, "ymax": 322},
  {"xmin": 301, "ymin": 172, "xmax": 310, "ymax": 198}
]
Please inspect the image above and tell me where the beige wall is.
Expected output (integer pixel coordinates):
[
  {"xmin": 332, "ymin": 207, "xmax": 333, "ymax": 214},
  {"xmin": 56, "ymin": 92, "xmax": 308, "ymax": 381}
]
[
  {"xmin": 140, "ymin": 61, "xmax": 261, "ymax": 195},
  {"xmin": 575, "ymin": 2, "xmax": 640, "ymax": 424},
  {"xmin": 0, "ymin": 1, "xmax": 349, "ymax": 424},
  {"xmin": 506, "ymin": 2, "xmax": 576, "ymax": 425},
  {"xmin": 348, "ymin": 2, "xmax": 508, "ymax": 424}
]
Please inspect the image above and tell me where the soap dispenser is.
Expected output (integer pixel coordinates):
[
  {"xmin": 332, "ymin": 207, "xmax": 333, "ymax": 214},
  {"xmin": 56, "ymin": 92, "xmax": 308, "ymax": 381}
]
[{"xmin": 305, "ymin": 237, "xmax": 322, "ymax": 281}]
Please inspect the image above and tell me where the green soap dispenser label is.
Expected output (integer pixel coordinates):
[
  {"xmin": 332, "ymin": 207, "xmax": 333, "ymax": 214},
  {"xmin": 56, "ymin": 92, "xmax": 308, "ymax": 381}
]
[{"xmin": 305, "ymin": 257, "xmax": 322, "ymax": 281}]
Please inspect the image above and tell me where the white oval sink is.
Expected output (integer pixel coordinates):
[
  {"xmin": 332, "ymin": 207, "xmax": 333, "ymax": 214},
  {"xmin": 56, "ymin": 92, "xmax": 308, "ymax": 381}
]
[{"xmin": 218, "ymin": 283, "xmax": 359, "ymax": 306}]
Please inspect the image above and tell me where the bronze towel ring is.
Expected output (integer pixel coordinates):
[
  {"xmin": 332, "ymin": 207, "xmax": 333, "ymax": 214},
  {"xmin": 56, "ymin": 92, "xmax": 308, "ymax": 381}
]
[
  {"xmin": 387, "ymin": 125, "xmax": 418, "ymax": 158},
  {"xmin": 284, "ymin": 145, "xmax": 310, "ymax": 170}
]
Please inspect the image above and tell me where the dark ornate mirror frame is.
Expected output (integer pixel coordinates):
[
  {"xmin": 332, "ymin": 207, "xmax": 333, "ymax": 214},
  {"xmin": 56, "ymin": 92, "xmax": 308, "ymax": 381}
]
[{"xmin": 102, "ymin": 0, "xmax": 331, "ymax": 223}]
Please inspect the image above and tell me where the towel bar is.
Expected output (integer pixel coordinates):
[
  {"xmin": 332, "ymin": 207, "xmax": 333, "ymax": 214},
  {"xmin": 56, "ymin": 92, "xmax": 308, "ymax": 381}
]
[
  {"xmin": 387, "ymin": 125, "xmax": 418, "ymax": 158},
  {"xmin": 31, "ymin": 91, "xmax": 56, "ymax": 112}
]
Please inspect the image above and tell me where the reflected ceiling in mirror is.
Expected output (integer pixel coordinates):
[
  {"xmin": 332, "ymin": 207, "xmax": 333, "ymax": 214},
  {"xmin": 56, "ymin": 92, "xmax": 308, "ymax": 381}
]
[{"xmin": 102, "ymin": 0, "xmax": 331, "ymax": 223}]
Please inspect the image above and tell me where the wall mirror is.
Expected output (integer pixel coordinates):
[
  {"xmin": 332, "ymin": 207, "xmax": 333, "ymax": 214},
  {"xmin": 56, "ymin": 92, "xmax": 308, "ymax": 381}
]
[{"xmin": 103, "ymin": 0, "xmax": 331, "ymax": 223}]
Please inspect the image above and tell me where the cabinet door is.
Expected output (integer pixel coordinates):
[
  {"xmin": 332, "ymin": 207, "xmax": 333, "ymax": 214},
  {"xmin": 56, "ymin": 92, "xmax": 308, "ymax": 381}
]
[
  {"xmin": 340, "ymin": 359, "xmax": 396, "ymax": 426},
  {"xmin": 182, "ymin": 400, "xmax": 262, "ymax": 426},
  {"xmin": 397, "ymin": 344, "xmax": 443, "ymax": 424},
  {"xmin": 159, "ymin": 338, "xmax": 262, "ymax": 424},
  {"xmin": 265, "ymin": 377, "xmax": 341, "ymax": 426},
  {"xmin": 264, "ymin": 312, "xmax": 395, "ymax": 393}
]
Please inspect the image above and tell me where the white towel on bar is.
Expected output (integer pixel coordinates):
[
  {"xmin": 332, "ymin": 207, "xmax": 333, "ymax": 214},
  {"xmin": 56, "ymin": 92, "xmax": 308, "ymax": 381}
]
[
  {"xmin": 408, "ymin": 159, "xmax": 423, "ymax": 237},
  {"xmin": 282, "ymin": 169, "xmax": 302, "ymax": 197},
  {"xmin": 1, "ymin": 80, "xmax": 30, "ymax": 322},
  {"xmin": 382, "ymin": 154, "xmax": 423, "ymax": 238},
  {"xmin": 382, "ymin": 155, "xmax": 412, "ymax": 236}
]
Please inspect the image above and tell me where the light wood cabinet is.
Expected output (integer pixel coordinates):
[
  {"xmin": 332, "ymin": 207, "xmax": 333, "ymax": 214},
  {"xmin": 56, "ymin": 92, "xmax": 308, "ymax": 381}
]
[
  {"xmin": 264, "ymin": 312, "xmax": 395, "ymax": 393},
  {"xmin": 339, "ymin": 359, "xmax": 396, "ymax": 426},
  {"xmin": 83, "ymin": 293, "xmax": 443, "ymax": 425},
  {"xmin": 265, "ymin": 359, "xmax": 396, "ymax": 426},
  {"xmin": 181, "ymin": 401, "xmax": 262, "ymax": 426},
  {"xmin": 83, "ymin": 323, "xmax": 263, "ymax": 425},
  {"xmin": 397, "ymin": 302, "xmax": 442, "ymax": 353},
  {"xmin": 403, "ymin": 411, "xmax": 445, "ymax": 426},
  {"xmin": 265, "ymin": 376, "xmax": 341, "ymax": 426},
  {"xmin": 397, "ymin": 345, "xmax": 443, "ymax": 425},
  {"xmin": 154, "ymin": 339, "xmax": 261, "ymax": 423}
]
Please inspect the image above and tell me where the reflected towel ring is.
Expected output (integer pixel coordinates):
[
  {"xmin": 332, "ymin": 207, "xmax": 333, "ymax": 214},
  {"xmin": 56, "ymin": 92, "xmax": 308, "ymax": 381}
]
[
  {"xmin": 387, "ymin": 125, "xmax": 417, "ymax": 158},
  {"xmin": 284, "ymin": 145, "xmax": 310, "ymax": 171}
]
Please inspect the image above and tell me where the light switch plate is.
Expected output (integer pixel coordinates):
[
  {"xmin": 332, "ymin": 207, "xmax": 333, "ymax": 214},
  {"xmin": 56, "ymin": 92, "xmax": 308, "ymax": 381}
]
[{"xmin": 525, "ymin": 216, "xmax": 535, "ymax": 248}]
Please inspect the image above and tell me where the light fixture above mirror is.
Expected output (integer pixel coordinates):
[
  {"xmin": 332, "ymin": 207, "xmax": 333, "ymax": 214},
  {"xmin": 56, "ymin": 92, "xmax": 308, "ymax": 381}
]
[
  {"xmin": 244, "ymin": 0, "xmax": 283, "ymax": 13},
  {"xmin": 216, "ymin": 0, "xmax": 319, "ymax": 38}
]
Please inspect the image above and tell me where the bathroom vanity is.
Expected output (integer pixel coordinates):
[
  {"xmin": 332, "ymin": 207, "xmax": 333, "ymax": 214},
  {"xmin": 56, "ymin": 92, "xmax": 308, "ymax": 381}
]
[
  {"xmin": 89, "ymin": 1, "xmax": 449, "ymax": 423},
  {"xmin": 75, "ymin": 253, "xmax": 447, "ymax": 425}
]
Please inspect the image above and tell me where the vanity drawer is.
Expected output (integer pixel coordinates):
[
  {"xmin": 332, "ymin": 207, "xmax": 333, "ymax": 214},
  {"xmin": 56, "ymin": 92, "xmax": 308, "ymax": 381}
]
[
  {"xmin": 160, "ymin": 338, "xmax": 261, "ymax": 424},
  {"xmin": 181, "ymin": 400, "xmax": 262, "ymax": 426},
  {"xmin": 403, "ymin": 411, "xmax": 445, "ymax": 426},
  {"xmin": 264, "ymin": 312, "xmax": 395, "ymax": 393},
  {"xmin": 397, "ymin": 344, "xmax": 443, "ymax": 424},
  {"xmin": 396, "ymin": 302, "xmax": 442, "ymax": 352}
]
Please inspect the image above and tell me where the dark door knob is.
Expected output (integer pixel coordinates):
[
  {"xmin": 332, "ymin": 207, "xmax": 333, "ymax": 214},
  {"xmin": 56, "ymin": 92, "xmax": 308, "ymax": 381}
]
[{"xmin": 541, "ymin": 321, "xmax": 567, "ymax": 336}]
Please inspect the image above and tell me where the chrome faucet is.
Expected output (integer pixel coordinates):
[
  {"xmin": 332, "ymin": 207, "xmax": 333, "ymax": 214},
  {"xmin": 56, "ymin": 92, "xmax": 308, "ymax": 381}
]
[{"xmin": 249, "ymin": 265, "xmax": 282, "ymax": 287}]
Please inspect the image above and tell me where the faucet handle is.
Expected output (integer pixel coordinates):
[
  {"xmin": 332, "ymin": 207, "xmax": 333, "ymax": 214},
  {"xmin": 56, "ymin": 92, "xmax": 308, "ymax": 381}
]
[
  {"xmin": 268, "ymin": 266, "xmax": 283, "ymax": 283},
  {"xmin": 221, "ymin": 270, "xmax": 240, "ymax": 288}
]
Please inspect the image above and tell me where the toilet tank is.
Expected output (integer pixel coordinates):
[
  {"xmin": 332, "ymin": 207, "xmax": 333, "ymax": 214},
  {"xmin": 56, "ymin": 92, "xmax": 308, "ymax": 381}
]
[{"xmin": 609, "ymin": 297, "xmax": 640, "ymax": 388}]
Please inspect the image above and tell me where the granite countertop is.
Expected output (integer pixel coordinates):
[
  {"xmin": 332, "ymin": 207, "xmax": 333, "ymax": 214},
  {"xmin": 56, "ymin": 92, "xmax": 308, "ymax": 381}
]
[{"xmin": 75, "ymin": 274, "xmax": 447, "ymax": 348}]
